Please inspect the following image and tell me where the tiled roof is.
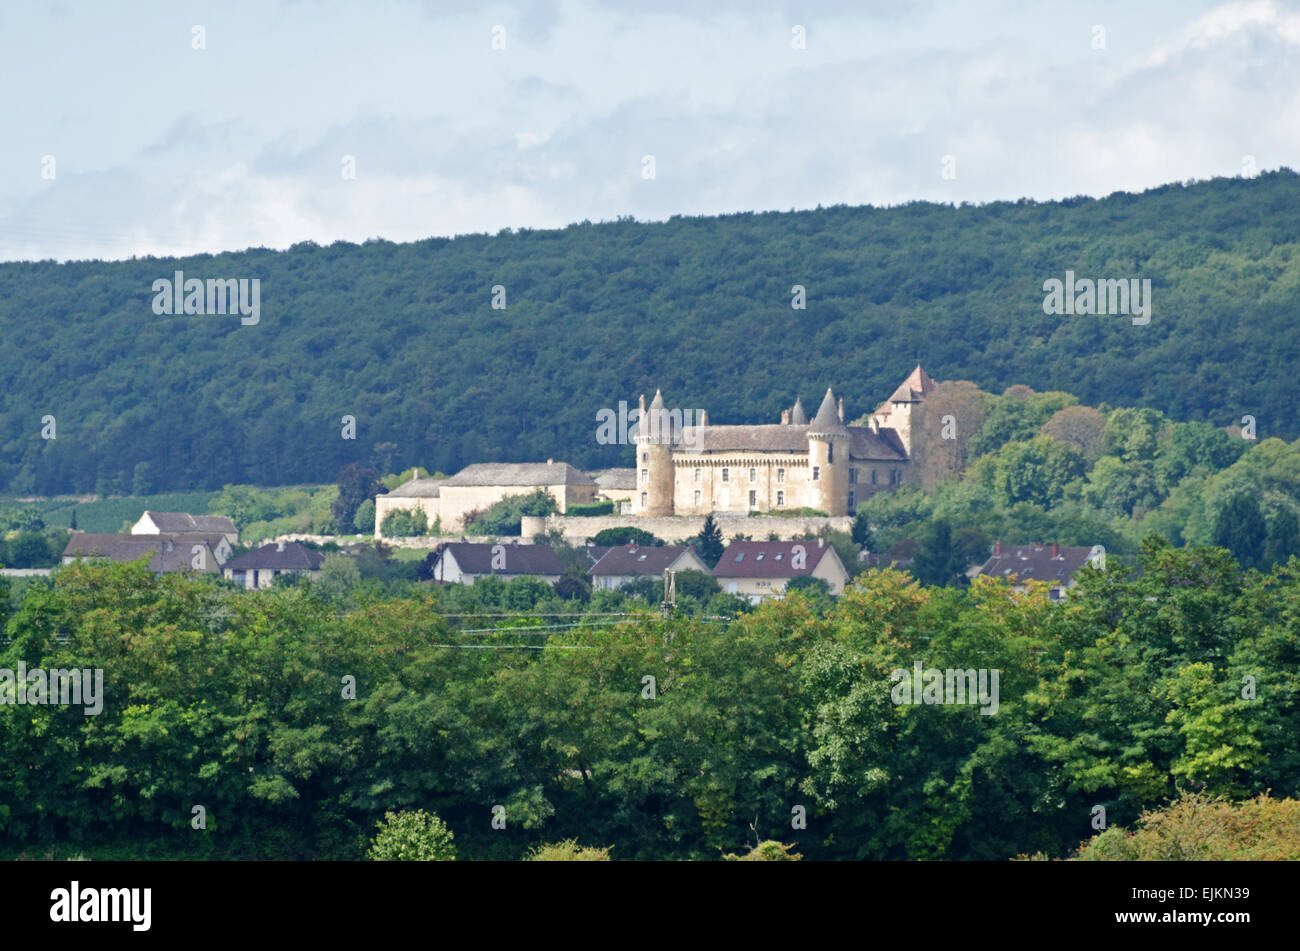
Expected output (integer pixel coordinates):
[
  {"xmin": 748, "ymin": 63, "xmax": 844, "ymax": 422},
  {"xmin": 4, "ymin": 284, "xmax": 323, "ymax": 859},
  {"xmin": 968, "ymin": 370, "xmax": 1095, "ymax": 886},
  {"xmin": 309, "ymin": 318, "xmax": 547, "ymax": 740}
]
[
  {"xmin": 975, "ymin": 543, "xmax": 1102, "ymax": 584},
  {"xmin": 387, "ymin": 478, "xmax": 445, "ymax": 498},
  {"xmin": 590, "ymin": 545, "xmax": 696, "ymax": 576},
  {"xmin": 63, "ymin": 533, "xmax": 218, "ymax": 572},
  {"xmin": 712, "ymin": 540, "xmax": 834, "ymax": 578},
  {"xmin": 142, "ymin": 511, "xmax": 237, "ymax": 534},
  {"xmin": 438, "ymin": 542, "xmax": 564, "ymax": 576},
  {"xmin": 441, "ymin": 462, "xmax": 596, "ymax": 487},
  {"xmin": 588, "ymin": 468, "xmax": 635, "ymax": 490},
  {"xmin": 847, "ymin": 426, "xmax": 907, "ymax": 460},
  {"xmin": 225, "ymin": 541, "xmax": 325, "ymax": 571}
]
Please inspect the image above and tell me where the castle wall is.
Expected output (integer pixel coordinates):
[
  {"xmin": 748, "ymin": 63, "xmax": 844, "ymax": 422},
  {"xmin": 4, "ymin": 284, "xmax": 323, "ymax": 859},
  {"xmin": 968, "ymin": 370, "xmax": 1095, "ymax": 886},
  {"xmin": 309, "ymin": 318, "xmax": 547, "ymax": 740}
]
[{"xmin": 520, "ymin": 513, "xmax": 854, "ymax": 543}]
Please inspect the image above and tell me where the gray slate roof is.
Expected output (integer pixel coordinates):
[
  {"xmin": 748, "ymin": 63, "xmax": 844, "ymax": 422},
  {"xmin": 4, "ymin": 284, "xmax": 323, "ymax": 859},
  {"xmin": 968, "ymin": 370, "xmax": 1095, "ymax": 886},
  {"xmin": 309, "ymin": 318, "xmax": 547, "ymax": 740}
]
[
  {"xmin": 441, "ymin": 462, "xmax": 596, "ymax": 488},
  {"xmin": 588, "ymin": 468, "xmax": 636, "ymax": 490},
  {"xmin": 713, "ymin": 540, "xmax": 836, "ymax": 578},
  {"xmin": 974, "ymin": 544, "xmax": 1101, "ymax": 584},
  {"xmin": 63, "ymin": 533, "xmax": 219, "ymax": 573},
  {"xmin": 225, "ymin": 541, "xmax": 325, "ymax": 571},
  {"xmin": 437, "ymin": 542, "xmax": 565, "ymax": 576},
  {"xmin": 142, "ymin": 512, "xmax": 237, "ymax": 535},
  {"xmin": 386, "ymin": 477, "xmax": 445, "ymax": 498},
  {"xmin": 590, "ymin": 545, "xmax": 697, "ymax": 577}
]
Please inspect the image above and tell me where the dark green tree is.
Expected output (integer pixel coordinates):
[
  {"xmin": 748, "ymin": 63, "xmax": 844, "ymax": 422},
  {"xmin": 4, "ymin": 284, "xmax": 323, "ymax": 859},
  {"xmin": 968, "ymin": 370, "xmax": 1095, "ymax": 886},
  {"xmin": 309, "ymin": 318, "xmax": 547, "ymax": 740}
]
[
  {"xmin": 332, "ymin": 463, "xmax": 385, "ymax": 533},
  {"xmin": 1212, "ymin": 493, "xmax": 1267, "ymax": 570},
  {"xmin": 694, "ymin": 514, "xmax": 725, "ymax": 568}
]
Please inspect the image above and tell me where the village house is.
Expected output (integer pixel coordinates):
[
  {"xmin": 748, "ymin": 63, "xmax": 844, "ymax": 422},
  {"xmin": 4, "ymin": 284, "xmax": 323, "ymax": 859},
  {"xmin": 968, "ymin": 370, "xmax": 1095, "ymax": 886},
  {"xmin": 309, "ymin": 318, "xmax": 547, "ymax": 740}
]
[
  {"xmin": 587, "ymin": 469, "xmax": 636, "ymax": 513},
  {"xmin": 131, "ymin": 511, "xmax": 239, "ymax": 546},
  {"xmin": 971, "ymin": 541, "xmax": 1106, "ymax": 601},
  {"xmin": 222, "ymin": 540, "xmax": 325, "ymax": 589},
  {"xmin": 712, "ymin": 538, "xmax": 850, "ymax": 603},
  {"xmin": 588, "ymin": 544, "xmax": 710, "ymax": 591},
  {"xmin": 425, "ymin": 541, "xmax": 565, "ymax": 584},
  {"xmin": 62, "ymin": 533, "xmax": 223, "ymax": 574},
  {"xmin": 376, "ymin": 460, "xmax": 598, "ymax": 536}
]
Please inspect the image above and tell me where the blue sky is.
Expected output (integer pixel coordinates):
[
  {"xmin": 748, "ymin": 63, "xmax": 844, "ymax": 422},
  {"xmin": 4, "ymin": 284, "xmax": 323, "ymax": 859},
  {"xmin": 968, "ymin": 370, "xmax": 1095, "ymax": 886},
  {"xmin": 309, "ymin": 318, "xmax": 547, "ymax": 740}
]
[{"xmin": 1, "ymin": 0, "xmax": 1297, "ymax": 261}]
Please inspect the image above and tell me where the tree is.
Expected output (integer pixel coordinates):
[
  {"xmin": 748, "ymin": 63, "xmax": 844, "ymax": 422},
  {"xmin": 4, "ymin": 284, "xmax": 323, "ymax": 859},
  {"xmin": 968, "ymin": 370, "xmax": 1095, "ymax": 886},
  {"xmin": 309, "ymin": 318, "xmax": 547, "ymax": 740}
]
[
  {"xmin": 694, "ymin": 514, "xmax": 724, "ymax": 568},
  {"xmin": 1266, "ymin": 507, "xmax": 1300, "ymax": 567},
  {"xmin": 353, "ymin": 498, "xmax": 376, "ymax": 534},
  {"xmin": 1212, "ymin": 493, "xmax": 1267, "ymax": 570},
  {"xmin": 591, "ymin": 527, "xmax": 663, "ymax": 547},
  {"xmin": 851, "ymin": 511, "xmax": 873, "ymax": 550},
  {"xmin": 367, "ymin": 810, "xmax": 456, "ymax": 861},
  {"xmin": 1041, "ymin": 405, "xmax": 1107, "ymax": 463},
  {"xmin": 332, "ymin": 464, "xmax": 385, "ymax": 534},
  {"xmin": 526, "ymin": 839, "xmax": 611, "ymax": 861}
]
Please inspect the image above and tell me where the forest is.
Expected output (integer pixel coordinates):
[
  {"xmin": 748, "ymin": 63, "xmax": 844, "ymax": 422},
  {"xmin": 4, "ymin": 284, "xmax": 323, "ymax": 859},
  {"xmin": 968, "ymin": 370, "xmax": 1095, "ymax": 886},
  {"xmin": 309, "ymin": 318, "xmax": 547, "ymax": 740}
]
[{"xmin": 1, "ymin": 169, "xmax": 1298, "ymax": 496}]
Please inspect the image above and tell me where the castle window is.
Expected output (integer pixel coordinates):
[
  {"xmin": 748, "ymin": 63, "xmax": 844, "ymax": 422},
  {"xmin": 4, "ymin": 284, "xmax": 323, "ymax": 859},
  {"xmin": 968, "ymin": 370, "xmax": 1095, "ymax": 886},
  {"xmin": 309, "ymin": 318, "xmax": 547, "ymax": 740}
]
[
  {"xmin": 827, "ymin": 444, "xmax": 834, "ymax": 464},
  {"xmin": 871, "ymin": 469, "xmax": 877, "ymax": 485},
  {"xmin": 694, "ymin": 468, "xmax": 701, "ymax": 483},
  {"xmin": 641, "ymin": 468, "xmax": 648, "ymax": 484},
  {"xmin": 891, "ymin": 469, "xmax": 899, "ymax": 484},
  {"xmin": 849, "ymin": 491, "xmax": 856, "ymax": 510},
  {"xmin": 776, "ymin": 468, "xmax": 785, "ymax": 484},
  {"xmin": 812, "ymin": 466, "xmax": 820, "ymax": 481},
  {"xmin": 777, "ymin": 490, "xmax": 785, "ymax": 506},
  {"xmin": 640, "ymin": 492, "xmax": 647, "ymax": 507},
  {"xmin": 694, "ymin": 490, "xmax": 701, "ymax": 505},
  {"xmin": 641, "ymin": 452, "xmax": 648, "ymax": 463},
  {"xmin": 748, "ymin": 490, "xmax": 756, "ymax": 508},
  {"xmin": 749, "ymin": 468, "xmax": 757, "ymax": 482},
  {"xmin": 721, "ymin": 468, "xmax": 729, "ymax": 483},
  {"xmin": 849, "ymin": 468, "xmax": 857, "ymax": 484}
]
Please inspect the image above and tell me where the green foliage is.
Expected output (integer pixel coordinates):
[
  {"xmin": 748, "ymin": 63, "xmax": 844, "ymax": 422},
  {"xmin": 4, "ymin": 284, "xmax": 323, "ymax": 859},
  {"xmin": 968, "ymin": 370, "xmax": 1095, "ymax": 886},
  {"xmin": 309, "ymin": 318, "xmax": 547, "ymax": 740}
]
[
  {"xmin": 4, "ymin": 172, "xmax": 1300, "ymax": 498},
  {"xmin": 1212, "ymin": 492, "xmax": 1267, "ymax": 570},
  {"xmin": 464, "ymin": 490, "xmax": 558, "ymax": 536},
  {"xmin": 1071, "ymin": 794, "xmax": 1300, "ymax": 861},
  {"xmin": 591, "ymin": 526, "xmax": 663, "ymax": 547},
  {"xmin": 694, "ymin": 515, "xmax": 724, "ymax": 568},
  {"xmin": 333, "ymin": 464, "xmax": 385, "ymax": 534},
  {"xmin": 526, "ymin": 839, "xmax": 612, "ymax": 861},
  {"xmin": 367, "ymin": 810, "xmax": 456, "ymax": 861},
  {"xmin": 353, "ymin": 498, "xmax": 376, "ymax": 533},
  {"xmin": 724, "ymin": 841, "xmax": 803, "ymax": 861},
  {"xmin": 380, "ymin": 508, "xmax": 428, "ymax": 538},
  {"xmin": 566, "ymin": 500, "xmax": 615, "ymax": 516}
]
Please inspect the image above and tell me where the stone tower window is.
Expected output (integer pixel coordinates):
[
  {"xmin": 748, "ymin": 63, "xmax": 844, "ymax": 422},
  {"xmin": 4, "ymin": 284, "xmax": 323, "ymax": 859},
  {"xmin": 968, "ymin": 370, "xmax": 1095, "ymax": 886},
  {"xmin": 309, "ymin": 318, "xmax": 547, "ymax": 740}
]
[
  {"xmin": 694, "ymin": 468, "xmax": 701, "ymax": 483},
  {"xmin": 776, "ymin": 468, "xmax": 785, "ymax": 484},
  {"xmin": 748, "ymin": 468, "xmax": 757, "ymax": 482},
  {"xmin": 641, "ymin": 468, "xmax": 648, "ymax": 484},
  {"xmin": 812, "ymin": 466, "xmax": 821, "ymax": 481},
  {"xmin": 721, "ymin": 468, "xmax": 729, "ymax": 483},
  {"xmin": 871, "ymin": 469, "xmax": 877, "ymax": 485},
  {"xmin": 640, "ymin": 492, "xmax": 647, "ymax": 507},
  {"xmin": 827, "ymin": 443, "xmax": 834, "ymax": 463},
  {"xmin": 694, "ymin": 490, "xmax": 701, "ymax": 505},
  {"xmin": 777, "ymin": 490, "xmax": 785, "ymax": 506}
]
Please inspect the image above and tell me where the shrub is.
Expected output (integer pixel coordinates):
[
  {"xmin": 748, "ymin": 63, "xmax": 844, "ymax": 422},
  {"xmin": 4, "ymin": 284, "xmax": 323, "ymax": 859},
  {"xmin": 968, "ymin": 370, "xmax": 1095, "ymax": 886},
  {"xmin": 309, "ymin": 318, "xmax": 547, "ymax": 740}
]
[
  {"xmin": 380, "ymin": 508, "xmax": 428, "ymax": 538},
  {"xmin": 367, "ymin": 810, "xmax": 456, "ymax": 861},
  {"xmin": 526, "ymin": 839, "xmax": 611, "ymax": 861},
  {"xmin": 724, "ymin": 841, "xmax": 803, "ymax": 861}
]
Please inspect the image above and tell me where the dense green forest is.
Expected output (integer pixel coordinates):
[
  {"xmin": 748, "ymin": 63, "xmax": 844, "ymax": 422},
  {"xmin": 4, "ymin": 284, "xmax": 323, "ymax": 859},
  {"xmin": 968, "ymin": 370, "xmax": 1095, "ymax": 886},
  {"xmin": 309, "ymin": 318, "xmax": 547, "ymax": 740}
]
[
  {"xmin": 1, "ymin": 170, "xmax": 1298, "ymax": 496},
  {"xmin": 2, "ymin": 542, "xmax": 1297, "ymax": 861}
]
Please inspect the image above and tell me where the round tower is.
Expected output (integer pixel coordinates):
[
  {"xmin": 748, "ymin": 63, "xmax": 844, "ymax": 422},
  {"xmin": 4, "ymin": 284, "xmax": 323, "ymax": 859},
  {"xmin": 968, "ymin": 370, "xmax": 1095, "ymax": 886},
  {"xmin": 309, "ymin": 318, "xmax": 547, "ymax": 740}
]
[
  {"xmin": 635, "ymin": 389, "xmax": 676, "ymax": 516},
  {"xmin": 806, "ymin": 387, "xmax": 850, "ymax": 516}
]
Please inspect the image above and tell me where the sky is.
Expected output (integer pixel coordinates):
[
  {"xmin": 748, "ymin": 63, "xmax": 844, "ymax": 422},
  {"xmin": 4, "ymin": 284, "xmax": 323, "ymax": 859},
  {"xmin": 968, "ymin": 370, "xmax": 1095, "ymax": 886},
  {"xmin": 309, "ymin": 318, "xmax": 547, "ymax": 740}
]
[{"xmin": 1, "ymin": 0, "xmax": 1297, "ymax": 262}]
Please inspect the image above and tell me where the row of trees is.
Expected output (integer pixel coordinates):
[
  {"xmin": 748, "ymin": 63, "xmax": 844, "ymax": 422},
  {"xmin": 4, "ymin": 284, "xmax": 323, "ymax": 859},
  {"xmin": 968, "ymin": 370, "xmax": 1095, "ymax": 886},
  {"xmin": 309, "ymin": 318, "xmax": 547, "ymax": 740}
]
[{"xmin": 3, "ymin": 536, "xmax": 1297, "ymax": 860}]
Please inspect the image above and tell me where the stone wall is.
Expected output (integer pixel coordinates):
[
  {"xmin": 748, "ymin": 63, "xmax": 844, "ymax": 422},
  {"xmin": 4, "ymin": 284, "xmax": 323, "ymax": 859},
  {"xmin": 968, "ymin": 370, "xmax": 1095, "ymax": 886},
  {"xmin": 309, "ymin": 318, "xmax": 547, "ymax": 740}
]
[{"xmin": 520, "ymin": 513, "xmax": 854, "ymax": 543}]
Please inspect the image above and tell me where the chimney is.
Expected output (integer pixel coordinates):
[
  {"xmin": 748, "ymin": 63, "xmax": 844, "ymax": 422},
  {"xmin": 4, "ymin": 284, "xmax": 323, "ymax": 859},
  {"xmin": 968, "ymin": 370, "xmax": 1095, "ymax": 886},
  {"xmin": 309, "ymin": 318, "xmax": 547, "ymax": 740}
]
[
  {"xmin": 277, "ymin": 540, "xmax": 285, "ymax": 552},
  {"xmin": 1051, "ymin": 542, "xmax": 1059, "ymax": 558},
  {"xmin": 837, "ymin": 397, "xmax": 845, "ymax": 422},
  {"xmin": 781, "ymin": 409, "xmax": 790, "ymax": 424},
  {"xmin": 818, "ymin": 538, "xmax": 824, "ymax": 549},
  {"xmin": 994, "ymin": 539, "xmax": 1001, "ymax": 556},
  {"xmin": 700, "ymin": 409, "xmax": 708, "ymax": 426},
  {"xmin": 547, "ymin": 458, "xmax": 554, "ymax": 465}
]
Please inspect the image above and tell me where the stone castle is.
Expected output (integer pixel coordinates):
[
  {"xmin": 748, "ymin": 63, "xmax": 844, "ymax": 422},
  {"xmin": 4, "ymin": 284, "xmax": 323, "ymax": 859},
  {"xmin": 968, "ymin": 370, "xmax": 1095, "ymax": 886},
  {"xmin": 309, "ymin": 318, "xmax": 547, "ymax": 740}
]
[{"xmin": 632, "ymin": 365, "xmax": 938, "ymax": 517}]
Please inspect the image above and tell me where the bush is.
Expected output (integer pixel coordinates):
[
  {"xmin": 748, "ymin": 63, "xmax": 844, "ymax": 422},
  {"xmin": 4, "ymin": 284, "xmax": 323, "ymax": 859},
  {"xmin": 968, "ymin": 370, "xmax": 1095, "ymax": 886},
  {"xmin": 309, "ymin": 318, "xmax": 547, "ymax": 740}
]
[
  {"xmin": 367, "ymin": 810, "xmax": 456, "ymax": 861},
  {"xmin": 591, "ymin": 527, "xmax": 663, "ymax": 547},
  {"xmin": 724, "ymin": 841, "xmax": 803, "ymax": 861},
  {"xmin": 353, "ymin": 499, "xmax": 376, "ymax": 534},
  {"xmin": 380, "ymin": 508, "xmax": 428, "ymax": 538},
  {"xmin": 566, "ymin": 500, "xmax": 615, "ymax": 517},
  {"xmin": 465, "ymin": 490, "xmax": 559, "ymax": 536},
  {"xmin": 526, "ymin": 839, "xmax": 611, "ymax": 861}
]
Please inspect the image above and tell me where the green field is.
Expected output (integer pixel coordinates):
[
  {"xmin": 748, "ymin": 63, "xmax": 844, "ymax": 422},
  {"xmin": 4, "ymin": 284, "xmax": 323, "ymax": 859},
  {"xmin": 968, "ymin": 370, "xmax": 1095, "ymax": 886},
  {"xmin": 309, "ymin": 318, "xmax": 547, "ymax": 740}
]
[{"xmin": 1, "ymin": 492, "xmax": 218, "ymax": 534}]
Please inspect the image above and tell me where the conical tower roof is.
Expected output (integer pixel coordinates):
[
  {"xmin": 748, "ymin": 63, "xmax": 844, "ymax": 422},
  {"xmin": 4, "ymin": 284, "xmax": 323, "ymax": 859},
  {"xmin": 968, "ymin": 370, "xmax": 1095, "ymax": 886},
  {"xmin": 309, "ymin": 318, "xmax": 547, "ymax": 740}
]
[
  {"xmin": 790, "ymin": 397, "xmax": 808, "ymax": 426},
  {"xmin": 808, "ymin": 387, "xmax": 850, "ymax": 437}
]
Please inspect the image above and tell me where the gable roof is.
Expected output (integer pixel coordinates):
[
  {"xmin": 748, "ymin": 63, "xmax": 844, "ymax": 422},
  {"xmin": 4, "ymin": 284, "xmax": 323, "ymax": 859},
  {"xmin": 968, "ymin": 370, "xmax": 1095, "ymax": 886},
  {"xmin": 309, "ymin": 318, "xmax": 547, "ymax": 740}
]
[
  {"xmin": 589, "ymin": 545, "xmax": 698, "ymax": 577},
  {"xmin": 386, "ymin": 478, "xmax": 445, "ymax": 498},
  {"xmin": 847, "ymin": 426, "xmax": 907, "ymax": 461},
  {"xmin": 63, "ymin": 533, "xmax": 219, "ymax": 572},
  {"xmin": 142, "ymin": 511, "xmax": 237, "ymax": 535},
  {"xmin": 712, "ymin": 540, "xmax": 839, "ymax": 578},
  {"xmin": 974, "ymin": 543, "xmax": 1103, "ymax": 584},
  {"xmin": 438, "ymin": 542, "xmax": 564, "ymax": 576},
  {"xmin": 441, "ymin": 462, "xmax": 596, "ymax": 488},
  {"xmin": 588, "ymin": 468, "xmax": 635, "ymax": 490},
  {"xmin": 225, "ymin": 541, "xmax": 325, "ymax": 571}
]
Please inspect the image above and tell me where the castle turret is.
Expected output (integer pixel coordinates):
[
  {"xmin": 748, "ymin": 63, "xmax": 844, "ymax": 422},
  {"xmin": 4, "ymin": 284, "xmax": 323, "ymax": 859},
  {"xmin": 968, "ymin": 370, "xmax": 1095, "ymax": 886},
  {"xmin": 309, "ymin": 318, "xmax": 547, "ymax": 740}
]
[
  {"xmin": 806, "ymin": 387, "xmax": 850, "ymax": 516},
  {"xmin": 635, "ymin": 388, "xmax": 675, "ymax": 516},
  {"xmin": 790, "ymin": 397, "xmax": 808, "ymax": 426}
]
